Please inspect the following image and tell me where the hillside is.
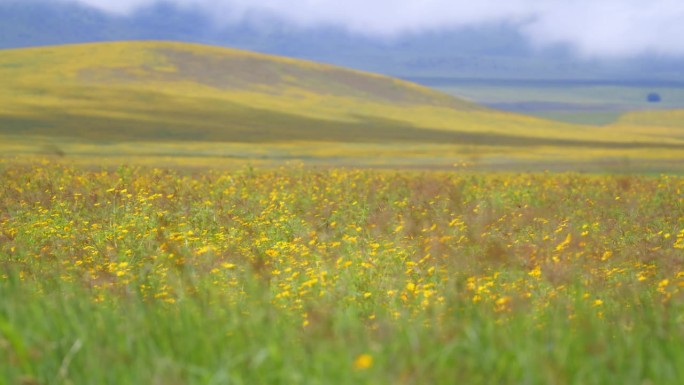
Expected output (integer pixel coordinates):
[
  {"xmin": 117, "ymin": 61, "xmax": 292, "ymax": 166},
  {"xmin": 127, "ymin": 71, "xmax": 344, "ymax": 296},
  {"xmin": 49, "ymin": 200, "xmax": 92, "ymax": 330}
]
[
  {"xmin": 0, "ymin": 41, "xmax": 473, "ymax": 142},
  {"xmin": 1, "ymin": 41, "xmax": 683, "ymax": 170}
]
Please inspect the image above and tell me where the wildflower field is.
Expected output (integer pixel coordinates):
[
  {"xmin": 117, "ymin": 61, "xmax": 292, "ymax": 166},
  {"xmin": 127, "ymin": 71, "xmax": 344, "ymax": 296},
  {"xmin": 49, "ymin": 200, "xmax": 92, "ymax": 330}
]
[{"xmin": 1, "ymin": 161, "xmax": 683, "ymax": 384}]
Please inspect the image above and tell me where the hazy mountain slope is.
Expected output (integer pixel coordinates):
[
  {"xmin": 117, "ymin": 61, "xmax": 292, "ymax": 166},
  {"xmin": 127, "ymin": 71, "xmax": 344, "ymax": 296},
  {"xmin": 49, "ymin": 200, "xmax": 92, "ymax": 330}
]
[
  {"xmin": 0, "ymin": 41, "xmax": 682, "ymax": 148},
  {"xmin": 0, "ymin": 1, "xmax": 212, "ymax": 48}
]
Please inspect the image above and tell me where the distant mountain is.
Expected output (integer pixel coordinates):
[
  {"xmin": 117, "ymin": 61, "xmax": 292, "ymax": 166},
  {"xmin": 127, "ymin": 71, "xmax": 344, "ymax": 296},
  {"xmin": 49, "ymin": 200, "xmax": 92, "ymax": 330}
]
[
  {"xmin": 2, "ymin": 0, "xmax": 683, "ymax": 81},
  {"xmin": 0, "ymin": 1, "xmax": 213, "ymax": 46}
]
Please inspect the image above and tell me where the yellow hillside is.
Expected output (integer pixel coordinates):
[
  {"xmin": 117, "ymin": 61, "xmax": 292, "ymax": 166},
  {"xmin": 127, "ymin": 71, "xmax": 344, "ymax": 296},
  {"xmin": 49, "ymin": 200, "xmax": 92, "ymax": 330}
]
[{"xmin": 1, "ymin": 41, "xmax": 683, "ymax": 170}]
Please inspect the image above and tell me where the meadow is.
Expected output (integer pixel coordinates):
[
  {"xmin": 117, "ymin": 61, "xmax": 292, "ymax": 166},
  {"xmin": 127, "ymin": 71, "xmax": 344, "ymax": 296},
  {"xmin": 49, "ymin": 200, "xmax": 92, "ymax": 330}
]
[{"xmin": 1, "ymin": 160, "xmax": 683, "ymax": 384}]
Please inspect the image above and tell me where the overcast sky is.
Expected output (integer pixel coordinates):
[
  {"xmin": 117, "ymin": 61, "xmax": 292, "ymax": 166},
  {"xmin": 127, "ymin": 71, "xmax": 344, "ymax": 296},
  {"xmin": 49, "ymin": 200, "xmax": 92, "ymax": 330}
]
[{"xmin": 49, "ymin": 0, "xmax": 684, "ymax": 58}]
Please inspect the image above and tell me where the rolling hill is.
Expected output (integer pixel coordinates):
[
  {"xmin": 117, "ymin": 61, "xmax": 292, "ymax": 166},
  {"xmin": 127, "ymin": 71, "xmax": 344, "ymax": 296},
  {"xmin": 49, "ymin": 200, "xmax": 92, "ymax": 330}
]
[{"xmin": 1, "ymin": 41, "xmax": 683, "ymax": 170}]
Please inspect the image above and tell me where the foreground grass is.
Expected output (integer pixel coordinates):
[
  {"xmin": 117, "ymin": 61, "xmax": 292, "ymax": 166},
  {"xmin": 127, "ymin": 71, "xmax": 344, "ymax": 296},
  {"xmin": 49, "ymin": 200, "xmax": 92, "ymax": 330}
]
[{"xmin": 1, "ymin": 162, "xmax": 683, "ymax": 384}]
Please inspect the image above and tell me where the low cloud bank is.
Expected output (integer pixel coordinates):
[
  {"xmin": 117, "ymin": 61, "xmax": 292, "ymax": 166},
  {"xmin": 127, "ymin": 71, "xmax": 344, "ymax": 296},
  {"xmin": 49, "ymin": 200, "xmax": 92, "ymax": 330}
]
[{"xmin": 45, "ymin": 0, "xmax": 684, "ymax": 58}]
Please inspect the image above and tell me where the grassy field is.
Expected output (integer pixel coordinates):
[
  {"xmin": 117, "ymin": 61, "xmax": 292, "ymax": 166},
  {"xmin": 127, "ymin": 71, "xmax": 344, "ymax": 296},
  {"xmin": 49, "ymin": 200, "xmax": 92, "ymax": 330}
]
[
  {"xmin": 3, "ymin": 139, "xmax": 684, "ymax": 175},
  {"xmin": 1, "ymin": 161, "xmax": 683, "ymax": 384}
]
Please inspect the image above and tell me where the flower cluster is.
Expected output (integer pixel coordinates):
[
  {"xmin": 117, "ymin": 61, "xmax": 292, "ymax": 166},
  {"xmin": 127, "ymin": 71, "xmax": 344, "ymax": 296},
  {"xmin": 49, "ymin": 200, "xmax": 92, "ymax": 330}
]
[{"xmin": 1, "ymin": 163, "xmax": 682, "ymax": 325}]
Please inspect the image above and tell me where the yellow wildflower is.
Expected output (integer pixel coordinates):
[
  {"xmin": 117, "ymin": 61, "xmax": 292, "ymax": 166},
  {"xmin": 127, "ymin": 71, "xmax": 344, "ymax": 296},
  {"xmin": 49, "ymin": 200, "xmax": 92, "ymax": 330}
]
[{"xmin": 353, "ymin": 354, "xmax": 373, "ymax": 370}]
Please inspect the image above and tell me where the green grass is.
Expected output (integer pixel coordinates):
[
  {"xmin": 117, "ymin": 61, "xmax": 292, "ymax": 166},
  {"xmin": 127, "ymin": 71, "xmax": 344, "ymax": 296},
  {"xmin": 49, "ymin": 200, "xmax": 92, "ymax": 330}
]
[
  {"xmin": 3, "ymin": 275, "xmax": 682, "ymax": 384},
  {"xmin": 1, "ymin": 162, "xmax": 683, "ymax": 384}
]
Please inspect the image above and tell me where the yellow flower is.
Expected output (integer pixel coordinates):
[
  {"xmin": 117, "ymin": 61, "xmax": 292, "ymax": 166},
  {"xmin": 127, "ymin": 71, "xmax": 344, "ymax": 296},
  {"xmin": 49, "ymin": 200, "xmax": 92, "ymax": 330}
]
[
  {"xmin": 528, "ymin": 266, "xmax": 541, "ymax": 278},
  {"xmin": 601, "ymin": 251, "xmax": 612, "ymax": 261},
  {"xmin": 353, "ymin": 354, "xmax": 373, "ymax": 370},
  {"xmin": 555, "ymin": 233, "xmax": 572, "ymax": 252}
]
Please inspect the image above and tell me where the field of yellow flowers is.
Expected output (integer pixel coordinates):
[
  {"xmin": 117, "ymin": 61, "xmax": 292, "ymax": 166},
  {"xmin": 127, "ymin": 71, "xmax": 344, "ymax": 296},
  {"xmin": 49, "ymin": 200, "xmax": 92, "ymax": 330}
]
[{"xmin": 1, "ymin": 160, "xmax": 683, "ymax": 384}]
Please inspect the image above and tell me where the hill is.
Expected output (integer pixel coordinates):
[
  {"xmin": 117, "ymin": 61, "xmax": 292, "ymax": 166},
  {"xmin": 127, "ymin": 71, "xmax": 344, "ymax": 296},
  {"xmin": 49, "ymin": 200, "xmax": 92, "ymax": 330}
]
[{"xmin": 1, "ymin": 41, "xmax": 683, "ymax": 170}]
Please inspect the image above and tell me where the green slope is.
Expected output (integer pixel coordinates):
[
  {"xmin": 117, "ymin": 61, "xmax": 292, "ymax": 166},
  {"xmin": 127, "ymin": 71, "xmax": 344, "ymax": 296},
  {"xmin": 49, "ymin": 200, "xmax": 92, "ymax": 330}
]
[{"xmin": 0, "ymin": 41, "xmax": 683, "ymax": 152}]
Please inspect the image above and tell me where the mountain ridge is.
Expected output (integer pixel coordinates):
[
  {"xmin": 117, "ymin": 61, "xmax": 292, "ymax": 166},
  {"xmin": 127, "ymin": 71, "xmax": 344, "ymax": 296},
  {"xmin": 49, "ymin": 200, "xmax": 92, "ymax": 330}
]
[{"xmin": 3, "ymin": 1, "xmax": 683, "ymax": 81}]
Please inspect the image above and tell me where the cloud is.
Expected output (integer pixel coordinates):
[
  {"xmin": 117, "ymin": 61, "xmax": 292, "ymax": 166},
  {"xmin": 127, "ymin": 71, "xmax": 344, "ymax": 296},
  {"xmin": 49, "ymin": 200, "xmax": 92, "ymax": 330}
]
[
  {"xmin": 54, "ymin": 0, "xmax": 684, "ymax": 58},
  {"xmin": 521, "ymin": 1, "xmax": 684, "ymax": 58}
]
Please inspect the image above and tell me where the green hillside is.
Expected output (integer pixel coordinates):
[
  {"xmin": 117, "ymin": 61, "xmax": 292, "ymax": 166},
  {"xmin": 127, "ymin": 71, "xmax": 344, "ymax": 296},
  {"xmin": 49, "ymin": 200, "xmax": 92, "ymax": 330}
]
[{"xmin": 1, "ymin": 41, "xmax": 683, "ymax": 170}]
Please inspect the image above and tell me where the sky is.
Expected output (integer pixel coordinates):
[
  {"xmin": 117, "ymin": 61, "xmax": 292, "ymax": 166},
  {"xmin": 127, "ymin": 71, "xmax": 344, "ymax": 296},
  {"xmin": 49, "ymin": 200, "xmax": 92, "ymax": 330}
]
[{"xmin": 45, "ymin": 0, "xmax": 684, "ymax": 59}]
